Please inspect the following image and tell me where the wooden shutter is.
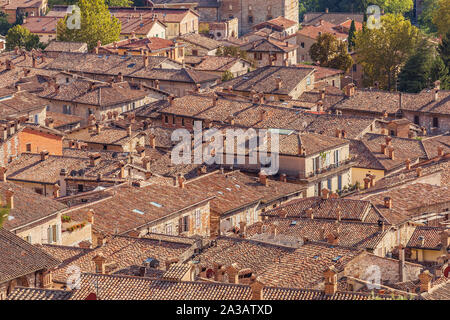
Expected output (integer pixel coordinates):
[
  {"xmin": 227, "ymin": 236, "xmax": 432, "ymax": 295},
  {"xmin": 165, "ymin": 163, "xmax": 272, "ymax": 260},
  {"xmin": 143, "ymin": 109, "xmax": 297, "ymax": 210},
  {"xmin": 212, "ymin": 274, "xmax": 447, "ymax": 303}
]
[
  {"xmin": 178, "ymin": 218, "xmax": 183, "ymax": 234},
  {"xmin": 47, "ymin": 227, "xmax": 52, "ymax": 244},
  {"xmin": 52, "ymin": 225, "xmax": 57, "ymax": 243}
]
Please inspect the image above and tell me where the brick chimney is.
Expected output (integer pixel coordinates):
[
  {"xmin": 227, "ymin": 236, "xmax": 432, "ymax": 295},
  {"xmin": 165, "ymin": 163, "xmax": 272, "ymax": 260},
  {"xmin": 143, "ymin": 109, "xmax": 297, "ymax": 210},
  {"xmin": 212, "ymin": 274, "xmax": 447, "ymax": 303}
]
[
  {"xmin": 168, "ymin": 95, "xmax": 175, "ymax": 106},
  {"xmin": 177, "ymin": 174, "xmax": 185, "ymax": 188},
  {"xmin": 40, "ymin": 150, "xmax": 49, "ymax": 161},
  {"xmin": 335, "ymin": 129, "xmax": 342, "ymax": 138},
  {"xmin": 385, "ymin": 136, "xmax": 392, "ymax": 146},
  {"xmin": 95, "ymin": 123, "xmax": 101, "ymax": 134},
  {"xmin": 143, "ymin": 55, "xmax": 149, "ymax": 67},
  {"xmin": 344, "ymin": 84, "xmax": 355, "ymax": 97},
  {"xmin": 323, "ymin": 266, "xmax": 337, "ymax": 295},
  {"xmin": 380, "ymin": 143, "xmax": 387, "ymax": 155},
  {"xmin": 5, "ymin": 189, "xmax": 14, "ymax": 209},
  {"xmin": 388, "ymin": 146, "xmax": 395, "ymax": 160},
  {"xmin": 416, "ymin": 167, "xmax": 423, "ymax": 177},
  {"xmin": 226, "ymin": 263, "xmax": 239, "ymax": 284},
  {"xmin": 306, "ymin": 207, "xmax": 314, "ymax": 219},
  {"xmin": 142, "ymin": 157, "xmax": 151, "ymax": 171},
  {"xmin": 321, "ymin": 188, "xmax": 329, "ymax": 200},
  {"xmin": 239, "ymin": 220, "xmax": 247, "ymax": 237},
  {"xmin": 363, "ymin": 177, "xmax": 370, "ymax": 189},
  {"xmin": 437, "ymin": 146, "xmax": 444, "ymax": 157},
  {"xmin": 89, "ymin": 153, "xmax": 101, "ymax": 166},
  {"xmin": 0, "ymin": 167, "xmax": 7, "ymax": 182},
  {"xmin": 384, "ymin": 196, "xmax": 392, "ymax": 209},
  {"xmin": 250, "ymin": 278, "xmax": 264, "ymax": 300},
  {"xmin": 440, "ymin": 230, "xmax": 449, "ymax": 253},
  {"xmin": 259, "ymin": 172, "xmax": 268, "ymax": 186},
  {"xmin": 45, "ymin": 118, "xmax": 54, "ymax": 129},
  {"xmin": 434, "ymin": 89, "xmax": 439, "ymax": 102},
  {"xmin": 320, "ymin": 88, "xmax": 326, "ymax": 100},
  {"xmin": 419, "ymin": 270, "xmax": 433, "ymax": 293},
  {"xmin": 279, "ymin": 173, "xmax": 287, "ymax": 182},
  {"xmin": 405, "ymin": 158, "xmax": 411, "ymax": 170},
  {"xmin": 275, "ymin": 77, "xmax": 282, "ymax": 90},
  {"xmin": 127, "ymin": 125, "xmax": 132, "ymax": 137},
  {"xmin": 92, "ymin": 253, "xmax": 106, "ymax": 274}
]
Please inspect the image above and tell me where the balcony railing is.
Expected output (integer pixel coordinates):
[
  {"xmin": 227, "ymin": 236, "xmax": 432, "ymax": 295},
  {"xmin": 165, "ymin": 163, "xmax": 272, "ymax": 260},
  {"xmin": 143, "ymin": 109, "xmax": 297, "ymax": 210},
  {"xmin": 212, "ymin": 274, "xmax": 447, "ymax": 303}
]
[{"xmin": 300, "ymin": 155, "xmax": 357, "ymax": 181}]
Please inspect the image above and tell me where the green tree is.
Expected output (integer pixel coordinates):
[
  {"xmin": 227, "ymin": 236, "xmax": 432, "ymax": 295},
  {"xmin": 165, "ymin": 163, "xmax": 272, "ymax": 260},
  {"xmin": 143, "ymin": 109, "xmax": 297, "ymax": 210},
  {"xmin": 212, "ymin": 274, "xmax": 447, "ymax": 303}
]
[
  {"xmin": 0, "ymin": 12, "xmax": 11, "ymax": 36},
  {"xmin": 221, "ymin": 70, "xmax": 234, "ymax": 82},
  {"xmin": 354, "ymin": 14, "xmax": 420, "ymax": 90},
  {"xmin": 430, "ymin": 56, "xmax": 450, "ymax": 89},
  {"xmin": 106, "ymin": 0, "xmax": 132, "ymax": 6},
  {"xmin": 418, "ymin": 0, "xmax": 439, "ymax": 34},
  {"xmin": 57, "ymin": 0, "xmax": 121, "ymax": 51},
  {"xmin": 0, "ymin": 204, "xmax": 10, "ymax": 229},
  {"xmin": 432, "ymin": 0, "xmax": 450, "ymax": 36},
  {"xmin": 348, "ymin": 20, "xmax": 356, "ymax": 51},
  {"xmin": 309, "ymin": 33, "xmax": 353, "ymax": 72},
  {"xmin": 6, "ymin": 25, "xmax": 45, "ymax": 51},
  {"xmin": 438, "ymin": 31, "xmax": 450, "ymax": 68},
  {"xmin": 398, "ymin": 39, "xmax": 434, "ymax": 93},
  {"xmin": 371, "ymin": 0, "xmax": 414, "ymax": 14}
]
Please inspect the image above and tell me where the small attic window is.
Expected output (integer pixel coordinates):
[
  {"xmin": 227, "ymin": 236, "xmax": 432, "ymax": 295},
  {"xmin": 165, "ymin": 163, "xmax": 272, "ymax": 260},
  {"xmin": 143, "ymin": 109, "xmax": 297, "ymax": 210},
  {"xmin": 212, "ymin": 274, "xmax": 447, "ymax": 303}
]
[
  {"xmin": 332, "ymin": 255, "xmax": 343, "ymax": 262},
  {"xmin": 127, "ymin": 63, "xmax": 136, "ymax": 68},
  {"xmin": 150, "ymin": 201, "xmax": 162, "ymax": 208},
  {"xmin": 226, "ymin": 187, "xmax": 232, "ymax": 192},
  {"xmin": 133, "ymin": 209, "xmax": 145, "ymax": 215},
  {"xmin": 290, "ymin": 220, "xmax": 297, "ymax": 226},
  {"xmin": 218, "ymin": 191, "xmax": 224, "ymax": 195}
]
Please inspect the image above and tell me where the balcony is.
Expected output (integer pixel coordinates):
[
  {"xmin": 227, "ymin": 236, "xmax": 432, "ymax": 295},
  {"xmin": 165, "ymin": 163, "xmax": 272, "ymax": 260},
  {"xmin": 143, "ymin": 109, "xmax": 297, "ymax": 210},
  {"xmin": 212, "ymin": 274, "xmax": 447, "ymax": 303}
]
[{"xmin": 299, "ymin": 155, "xmax": 357, "ymax": 183}]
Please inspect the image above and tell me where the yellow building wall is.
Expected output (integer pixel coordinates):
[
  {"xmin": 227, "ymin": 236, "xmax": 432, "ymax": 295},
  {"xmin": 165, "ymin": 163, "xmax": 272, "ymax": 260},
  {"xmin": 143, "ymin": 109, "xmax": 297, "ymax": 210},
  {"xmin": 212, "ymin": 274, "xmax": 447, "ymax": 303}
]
[
  {"xmin": 351, "ymin": 167, "xmax": 385, "ymax": 186},
  {"xmin": 411, "ymin": 249, "xmax": 443, "ymax": 262}
]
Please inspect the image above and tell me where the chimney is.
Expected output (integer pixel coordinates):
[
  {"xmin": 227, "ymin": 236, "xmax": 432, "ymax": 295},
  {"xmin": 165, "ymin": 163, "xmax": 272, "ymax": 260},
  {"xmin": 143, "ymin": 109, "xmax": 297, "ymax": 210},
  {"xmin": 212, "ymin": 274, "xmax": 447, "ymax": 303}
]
[
  {"xmin": 168, "ymin": 95, "xmax": 175, "ymax": 106},
  {"xmin": 259, "ymin": 172, "xmax": 268, "ymax": 186},
  {"xmin": 335, "ymin": 129, "xmax": 342, "ymax": 138},
  {"xmin": 250, "ymin": 279, "xmax": 264, "ymax": 300},
  {"xmin": 239, "ymin": 220, "xmax": 247, "ymax": 237},
  {"xmin": 369, "ymin": 174, "xmax": 375, "ymax": 187},
  {"xmin": 52, "ymin": 184, "xmax": 60, "ymax": 198},
  {"xmin": 279, "ymin": 173, "xmax": 287, "ymax": 182},
  {"xmin": 440, "ymin": 230, "xmax": 449, "ymax": 252},
  {"xmin": 320, "ymin": 88, "xmax": 325, "ymax": 100},
  {"xmin": 95, "ymin": 123, "xmax": 101, "ymax": 134},
  {"xmin": 154, "ymin": 79, "xmax": 160, "ymax": 90},
  {"xmin": 225, "ymin": 264, "xmax": 239, "ymax": 284},
  {"xmin": 142, "ymin": 157, "xmax": 151, "ymax": 171},
  {"xmin": 385, "ymin": 136, "xmax": 392, "ymax": 146},
  {"xmin": 325, "ymin": 8, "xmax": 329, "ymax": 13},
  {"xmin": 363, "ymin": 177, "xmax": 370, "ymax": 189},
  {"xmin": 398, "ymin": 245, "xmax": 406, "ymax": 282},
  {"xmin": 419, "ymin": 270, "xmax": 433, "ymax": 293},
  {"xmin": 144, "ymin": 55, "xmax": 149, "ymax": 67},
  {"xmin": 89, "ymin": 153, "xmax": 101, "ymax": 166},
  {"xmin": 0, "ymin": 167, "xmax": 7, "ymax": 182},
  {"xmin": 40, "ymin": 150, "xmax": 49, "ymax": 161},
  {"xmin": 92, "ymin": 253, "xmax": 106, "ymax": 274},
  {"xmin": 434, "ymin": 90, "xmax": 439, "ymax": 102},
  {"xmin": 380, "ymin": 143, "xmax": 387, "ymax": 155},
  {"xmin": 87, "ymin": 209, "xmax": 95, "ymax": 224},
  {"xmin": 275, "ymin": 77, "xmax": 282, "ymax": 90},
  {"xmin": 127, "ymin": 125, "xmax": 132, "ymax": 137},
  {"xmin": 306, "ymin": 208, "xmax": 314, "ymax": 219},
  {"xmin": 416, "ymin": 167, "xmax": 423, "ymax": 177},
  {"xmin": 437, "ymin": 146, "xmax": 444, "ymax": 157},
  {"xmin": 45, "ymin": 118, "xmax": 54, "ymax": 129},
  {"xmin": 336, "ymin": 206, "xmax": 341, "ymax": 222},
  {"xmin": 323, "ymin": 267, "xmax": 337, "ymax": 295},
  {"xmin": 5, "ymin": 189, "xmax": 14, "ymax": 209},
  {"xmin": 388, "ymin": 146, "xmax": 395, "ymax": 160},
  {"xmin": 32, "ymin": 55, "xmax": 36, "ymax": 68},
  {"xmin": 344, "ymin": 84, "xmax": 355, "ymax": 97},
  {"xmin": 321, "ymin": 188, "xmax": 329, "ymax": 200},
  {"xmin": 384, "ymin": 197, "xmax": 392, "ymax": 209},
  {"xmin": 177, "ymin": 174, "xmax": 185, "ymax": 188},
  {"xmin": 405, "ymin": 158, "xmax": 411, "ymax": 170}
]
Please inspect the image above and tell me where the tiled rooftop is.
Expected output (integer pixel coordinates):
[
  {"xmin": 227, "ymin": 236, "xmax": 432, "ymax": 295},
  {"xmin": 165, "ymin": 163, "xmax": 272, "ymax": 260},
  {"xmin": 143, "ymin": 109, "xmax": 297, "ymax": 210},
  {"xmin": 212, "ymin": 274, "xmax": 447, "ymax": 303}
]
[{"xmin": 406, "ymin": 226, "xmax": 448, "ymax": 250}]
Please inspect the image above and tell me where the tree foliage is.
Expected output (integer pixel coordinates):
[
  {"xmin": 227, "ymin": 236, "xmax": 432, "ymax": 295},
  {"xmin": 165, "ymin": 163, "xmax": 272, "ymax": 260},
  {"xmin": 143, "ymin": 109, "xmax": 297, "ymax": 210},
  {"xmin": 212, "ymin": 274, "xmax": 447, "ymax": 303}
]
[
  {"xmin": 221, "ymin": 70, "xmax": 234, "ymax": 82},
  {"xmin": 432, "ymin": 0, "xmax": 450, "ymax": 37},
  {"xmin": 0, "ymin": 204, "xmax": 10, "ymax": 229},
  {"xmin": 6, "ymin": 25, "xmax": 46, "ymax": 51},
  {"xmin": 348, "ymin": 20, "xmax": 356, "ymax": 51},
  {"xmin": 309, "ymin": 33, "xmax": 353, "ymax": 72},
  {"xmin": 106, "ymin": 0, "xmax": 133, "ymax": 6},
  {"xmin": 371, "ymin": 0, "xmax": 413, "ymax": 14},
  {"xmin": 57, "ymin": 0, "xmax": 121, "ymax": 51},
  {"xmin": 0, "ymin": 12, "xmax": 11, "ymax": 36},
  {"xmin": 418, "ymin": 0, "xmax": 439, "ymax": 34},
  {"xmin": 354, "ymin": 14, "xmax": 420, "ymax": 90}
]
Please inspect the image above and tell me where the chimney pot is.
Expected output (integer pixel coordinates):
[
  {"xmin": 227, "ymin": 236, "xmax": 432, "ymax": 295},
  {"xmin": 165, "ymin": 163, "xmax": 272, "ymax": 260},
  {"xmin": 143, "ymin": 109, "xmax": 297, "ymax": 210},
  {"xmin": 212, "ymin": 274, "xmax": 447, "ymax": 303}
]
[
  {"xmin": 0, "ymin": 167, "xmax": 7, "ymax": 182},
  {"xmin": 324, "ymin": 267, "xmax": 337, "ymax": 295},
  {"xmin": 405, "ymin": 158, "xmax": 411, "ymax": 170},
  {"xmin": 384, "ymin": 197, "xmax": 392, "ymax": 209},
  {"xmin": 437, "ymin": 146, "xmax": 444, "ymax": 157},
  {"xmin": 5, "ymin": 189, "xmax": 14, "ymax": 209},
  {"xmin": 416, "ymin": 167, "xmax": 423, "ymax": 177},
  {"xmin": 40, "ymin": 150, "xmax": 49, "ymax": 161}
]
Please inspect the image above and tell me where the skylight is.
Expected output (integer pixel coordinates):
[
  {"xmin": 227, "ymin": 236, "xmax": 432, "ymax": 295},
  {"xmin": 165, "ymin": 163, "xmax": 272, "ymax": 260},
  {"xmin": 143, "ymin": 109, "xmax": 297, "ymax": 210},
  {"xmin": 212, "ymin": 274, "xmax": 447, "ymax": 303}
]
[
  {"xmin": 127, "ymin": 63, "xmax": 136, "ymax": 68},
  {"xmin": 8, "ymin": 215, "xmax": 14, "ymax": 221},
  {"xmin": 133, "ymin": 209, "xmax": 145, "ymax": 215},
  {"xmin": 332, "ymin": 255, "xmax": 343, "ymax": 262},
  {"xmin": 217, "ymin": 191, "xmax": 224, "ymax": 195},
  {"xmin": 226, "ymin": 188, "xmax": 232, "ymax": 192},
  {"xmin": 150, "ymin": 201, "xmax": 162, "ymax": 208},
  {"xmin": 290, "ymin": 220, "xmax": 297, "ymax": 226}
]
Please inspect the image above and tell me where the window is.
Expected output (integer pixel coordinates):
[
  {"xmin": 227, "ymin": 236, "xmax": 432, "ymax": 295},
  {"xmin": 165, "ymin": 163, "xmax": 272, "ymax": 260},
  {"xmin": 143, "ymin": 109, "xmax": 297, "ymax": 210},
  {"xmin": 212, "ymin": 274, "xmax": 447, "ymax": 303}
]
[
  {"xmin": 26, "ymin": 143, "xmax": 31, "ymax": 152},
  {"xmin": 414, "ymin": 115, "xmax": 420, "ymax": 125},
  {"xmin": 35, "ymin": 188, "xmax": 43, "ymax": 195},
  {"xmin": 338, "ymin": 175, "xmax": 342, "ymax": 191},
  {"xmin": 306, "ymin": 77, "xmax": 311, "ymax": 85},
  {"xmin": 327, "ymin": 178, "xmax": 332, "ymax": 190},
  {"xmin": 25, "ymin": 235, "xmax": 32, "ymax": 243},
  {"xmin": 34, "ymin": 114, "xmax": 39, "ymax": 124},
  {"xmin": 254, "ymin": 52, "xmax": 262, "ymax": 60},
  {"xmin": 301, "ymin": 42, "xmax": 305, "ymax": 48},
  {"xmin": 182, "ymin": 215, "xmax": 190, "ymax": 232},
  {"xmin": 334, "ymin": 149, "xmax": 340, "ymax": 165},
  {"xmin": 253, "ymin": 209, "xmax": 258, "ymax": 222},
  {"xmin": 248, "ymin": 16, "xmax": 253, "ymax": 23},
  {"xmin": 353, "ymin": 64, "xmax": 357, "ymax": 72},
  {"xmin": 164, "ymin": 115, "xmax": 168, "ymax": 124},
  {"xmin": 66, "ymin": 77, "xmax": 69, "ymax": 83},
  {"xmin": 229, "ymin": 4, "xmax": 232, "ymax": 10},
  {"xmin": 78, "ymin": 184, "xmax": 84, "ymax": 192},
  {"xmin": 63, "ymin": 105, "xmax": 71, "ymax": 114},
  {"xmin": 165, "ymin": 223, "xmax": 173, "ymax": 235},
  {"xmin": 390, "ymin": 130, "xmax": 396, "ymax": 136},
  {"xmin": 181, "ymin": 118, "xmax": 185, "ymax": 127},
  {"xmin": 195, "ymin": 209, "xmax": 201, "ymax": 228},
  {"xmin": 192, "ymin": 49, "xmax": 198, "ymax": 56},
  {"xmin": 433, "ymin": 117, "xmax": 439, "ymax": 128},
  {"xmin": 172, "ymin": 116, "xmax": 175, "ymax": 125}
]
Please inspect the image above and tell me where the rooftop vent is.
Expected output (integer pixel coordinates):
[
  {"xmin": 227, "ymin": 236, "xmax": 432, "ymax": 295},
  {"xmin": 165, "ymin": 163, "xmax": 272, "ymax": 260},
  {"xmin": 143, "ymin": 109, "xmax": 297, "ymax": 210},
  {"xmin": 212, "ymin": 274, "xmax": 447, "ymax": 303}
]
[{"xmin": 332, "ymin": 255, "xmax": 342, "ymax": 262}]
